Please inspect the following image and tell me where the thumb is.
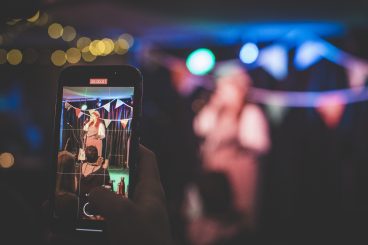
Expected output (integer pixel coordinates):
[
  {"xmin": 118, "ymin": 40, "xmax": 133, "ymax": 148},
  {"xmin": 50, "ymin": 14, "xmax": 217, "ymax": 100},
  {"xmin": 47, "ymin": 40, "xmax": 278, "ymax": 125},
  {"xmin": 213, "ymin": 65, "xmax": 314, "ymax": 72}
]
[
  {"xmin": 88, "ymin": 187, "xmax": 148, "ymax": 245},
  {"xmin": 88, "ymin": 186, "xmax": 135, "ymax": 221}
]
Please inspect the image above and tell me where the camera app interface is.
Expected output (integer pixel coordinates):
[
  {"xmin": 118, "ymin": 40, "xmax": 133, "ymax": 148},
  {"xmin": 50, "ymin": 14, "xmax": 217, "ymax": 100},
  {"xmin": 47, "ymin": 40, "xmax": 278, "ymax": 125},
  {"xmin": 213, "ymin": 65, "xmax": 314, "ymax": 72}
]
[{"xmin": 54, "ymin": 86, "xmax": 134, "ymax": 222}]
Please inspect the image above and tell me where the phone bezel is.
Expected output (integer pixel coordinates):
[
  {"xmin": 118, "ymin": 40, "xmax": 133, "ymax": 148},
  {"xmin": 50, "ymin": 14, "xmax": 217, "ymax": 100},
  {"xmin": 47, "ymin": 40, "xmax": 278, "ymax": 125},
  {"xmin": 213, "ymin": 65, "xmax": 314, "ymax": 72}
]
[{"xmin": 50, "ymin": 65, "xmax": 142, "ymax": 232}]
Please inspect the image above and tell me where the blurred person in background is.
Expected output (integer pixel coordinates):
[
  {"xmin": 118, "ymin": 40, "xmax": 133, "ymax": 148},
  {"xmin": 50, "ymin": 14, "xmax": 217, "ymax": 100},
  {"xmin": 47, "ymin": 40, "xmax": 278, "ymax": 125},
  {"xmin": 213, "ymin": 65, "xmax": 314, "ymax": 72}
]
[
  {"xmin": 54, "ymin": 151, "xmax": 78, "ymax": 221},
  {"xmin": 43, "ymin": 151, "xmax": 79, "ymax": 245},
  {"xmin": 190, "ymin": 61, "xmax": 270, "ymax": 243},
  {"xmin": 77, "ymin": 145, "xmax": 110, "ymax": 220},
  {"xmin": 184, "ymin": 172, "xmax": 248, "ymax": 245}
]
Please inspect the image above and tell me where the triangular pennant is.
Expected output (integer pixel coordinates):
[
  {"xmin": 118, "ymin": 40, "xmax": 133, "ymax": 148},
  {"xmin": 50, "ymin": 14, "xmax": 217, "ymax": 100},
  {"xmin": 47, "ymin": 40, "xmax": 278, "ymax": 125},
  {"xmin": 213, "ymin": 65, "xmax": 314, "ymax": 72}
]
[
  {"xmin": 120, "ymin": 119, "xmax": 129, "ymax": 129},
  {"xmin": 104, "ymin": 119, "xmax": 112, "ymax": 128},
  {"xmin": 346, "ymin": 59, "xmax": 368, "ymax": 92},
  {"xmin": 294, "ymin": 41, "xmax": 326, "ymax": 70},
  {"xmin": 258, "ymin": 45, "xmax": 288, "ymax": 80},
  {"xmin": 64, "ymin": 102, "xmax": 72, "ymax": 111},
  {"xmin": 78, "ymin": 148, "xmax": 85, "ymax": 161},
  {"xmin": 115, "ymin": 99, "xmax": 124, "ymax": 109},
  {"xmin": 75, "ymin": 108, "xmax": 82, "ymax": 118},
  {"xmin": 103, "ymin": 103, "xmax": 110, "ymax": 112},
  {"xmin": 316, "ymin": 94, "xmax": 345, "ymax": 129},
  {"xmin": 265, "ymin": 104, "xmax": 288, "ymax": 126}
]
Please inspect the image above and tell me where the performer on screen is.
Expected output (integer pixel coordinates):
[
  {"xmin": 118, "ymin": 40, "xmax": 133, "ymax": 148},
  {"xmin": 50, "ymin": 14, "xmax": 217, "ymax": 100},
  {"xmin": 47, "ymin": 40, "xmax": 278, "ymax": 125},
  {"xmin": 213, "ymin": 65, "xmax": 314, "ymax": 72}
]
[{"xmin": 83, "ymin": 110, "xmax": 105, "ymax": 157}]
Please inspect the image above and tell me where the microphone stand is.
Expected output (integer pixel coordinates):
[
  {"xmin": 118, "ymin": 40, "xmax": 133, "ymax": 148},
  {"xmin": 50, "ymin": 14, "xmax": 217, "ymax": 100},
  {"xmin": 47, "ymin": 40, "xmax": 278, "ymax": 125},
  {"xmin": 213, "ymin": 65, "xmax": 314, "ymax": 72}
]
[{"xmin": 63, "ymin": 122, "xmax": 73, "ymax": 151}]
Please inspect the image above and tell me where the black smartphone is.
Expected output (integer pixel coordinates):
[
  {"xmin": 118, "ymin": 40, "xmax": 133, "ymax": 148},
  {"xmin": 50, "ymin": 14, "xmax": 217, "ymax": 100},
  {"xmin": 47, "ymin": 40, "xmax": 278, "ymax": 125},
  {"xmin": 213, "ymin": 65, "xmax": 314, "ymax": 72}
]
[{"xmin": 51, "ymin": 65, "xmax": 142, "ymax": 232}]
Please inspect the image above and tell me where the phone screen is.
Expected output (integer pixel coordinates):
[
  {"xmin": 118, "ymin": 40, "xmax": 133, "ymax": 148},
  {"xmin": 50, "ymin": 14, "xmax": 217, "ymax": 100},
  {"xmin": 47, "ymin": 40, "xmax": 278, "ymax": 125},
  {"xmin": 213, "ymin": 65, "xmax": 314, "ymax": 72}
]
[{"xmin": 54, "ymin": 85, "xmax": 134, "ymax": 230}]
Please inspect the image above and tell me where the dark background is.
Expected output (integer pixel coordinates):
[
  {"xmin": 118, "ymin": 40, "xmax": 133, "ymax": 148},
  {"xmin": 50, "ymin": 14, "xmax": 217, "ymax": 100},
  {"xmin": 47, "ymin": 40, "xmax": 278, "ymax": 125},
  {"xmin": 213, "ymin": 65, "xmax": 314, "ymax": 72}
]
[{"xmin": 1, "ymin": 0, "xmax": 368, "ymax": 244}]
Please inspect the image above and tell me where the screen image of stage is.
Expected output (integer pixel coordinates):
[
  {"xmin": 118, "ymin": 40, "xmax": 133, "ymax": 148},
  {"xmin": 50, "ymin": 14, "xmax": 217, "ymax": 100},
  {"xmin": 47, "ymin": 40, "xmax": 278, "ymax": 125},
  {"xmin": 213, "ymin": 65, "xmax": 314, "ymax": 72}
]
[{"xmin": 55, "ymin": 86, "xmax": 134, "ymax": 220}]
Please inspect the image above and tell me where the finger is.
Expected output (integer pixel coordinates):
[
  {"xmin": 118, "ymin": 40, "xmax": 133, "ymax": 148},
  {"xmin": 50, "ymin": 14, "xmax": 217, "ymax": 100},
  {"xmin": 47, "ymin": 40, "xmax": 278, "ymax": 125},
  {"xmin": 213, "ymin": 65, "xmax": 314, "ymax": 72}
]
[
  {"xmin": 89, "ymin": 186, "xmax": 135, "ymax": 221},
  {"xmin": 133, "ymin": 145, "xmax": 166, "ymax": 206},
  {"xmin": 88, "ymin": 187, "xmax": 147, "ymax": 245}
]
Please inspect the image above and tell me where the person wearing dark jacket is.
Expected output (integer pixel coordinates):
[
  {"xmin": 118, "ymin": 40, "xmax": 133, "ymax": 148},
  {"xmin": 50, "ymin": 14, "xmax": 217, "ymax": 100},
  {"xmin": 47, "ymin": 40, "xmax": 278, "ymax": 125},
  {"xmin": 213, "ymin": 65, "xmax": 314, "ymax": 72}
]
[{"xmin": 78, "ymin": 145, "xmax": 110, "ymax": 220}]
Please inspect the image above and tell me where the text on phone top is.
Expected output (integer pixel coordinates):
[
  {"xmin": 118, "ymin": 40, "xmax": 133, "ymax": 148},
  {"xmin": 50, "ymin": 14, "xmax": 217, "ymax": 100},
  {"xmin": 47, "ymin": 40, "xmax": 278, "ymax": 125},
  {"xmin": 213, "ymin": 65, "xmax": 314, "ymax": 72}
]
[{"xmin": 90, "ymin": 78, "xmax": 108, "ymax": 85}]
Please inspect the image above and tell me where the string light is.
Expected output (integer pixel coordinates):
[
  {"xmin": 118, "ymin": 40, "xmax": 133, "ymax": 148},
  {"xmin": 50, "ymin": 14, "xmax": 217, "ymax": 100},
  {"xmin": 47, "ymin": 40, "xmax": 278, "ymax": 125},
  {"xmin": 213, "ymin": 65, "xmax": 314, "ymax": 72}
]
[
  {"xmin": 239, "ymin": 43, "xmax": 259, "ymax": 64},
  {"xmin": 119, "ymin": 34, "xmax": 134, "ymax": 48},
  {"xmin": 96, "ymin": 41, "xmax": 106, "ymax": 55},
  {"xmin": 81, "ymin": 51, "xmax": 97, "ymax": 62},
  {"xmin": 51, "ymin": 50, "xmax": 66, "ymax": 66},
  {"xmin": 77, "ymin": 37, "xmax": 92, "ymax": 51},
  {"xmin": 1, "ymin": 14, "xmax": 133, "ymax": 66},
  {"xmin": 101, "ymin": 38, "xmax": 114, "ymax": 56},
  {"xmin": 66, "ymin": 48, "xmax": 81, "ymax": 64},
  {"xmin": 27, "ymin": 10, "xmax": 40, "ymax": 23},
  {"xmin": 0, "ymin": 152, "xmax": 15, "ymax": 168},
  {"xmin": 89, "ymin": 40, "xmax": 107, "ymax": 56},
  {"xmin": 186, "ymin": 48, "xmax": 215, "ymax": 75},
  {"xmin": 7, "ymin": 49, "xmax": 23, "ymax": 65},
  {"xmin": 114, "ymin": 39, "xmax": 129, "ymax": 55},
  {"xmin": 89, "ymin": 40, "xmax": 100, "ymax": 56},
  {"xmin": 48, "ymin": 23, "xmax": 63, "ymax": 39},
  {"xmin": 62, "ymin": 26, "xmax": 77, "ymax": 42}
]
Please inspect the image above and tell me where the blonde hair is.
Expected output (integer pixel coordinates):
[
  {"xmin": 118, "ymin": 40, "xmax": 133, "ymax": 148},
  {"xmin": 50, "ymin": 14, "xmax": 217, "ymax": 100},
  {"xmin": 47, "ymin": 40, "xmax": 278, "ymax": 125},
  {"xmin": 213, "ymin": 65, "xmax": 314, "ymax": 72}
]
[{"xmin": 56, "ymin": 151, "xmax": 76, "ymax": 193}]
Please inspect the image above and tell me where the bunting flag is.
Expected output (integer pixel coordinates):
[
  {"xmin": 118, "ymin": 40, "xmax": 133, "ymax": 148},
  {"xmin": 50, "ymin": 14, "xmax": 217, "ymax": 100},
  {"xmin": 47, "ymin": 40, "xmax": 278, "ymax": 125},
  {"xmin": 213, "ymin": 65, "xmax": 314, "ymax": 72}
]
[
  {"xmin": 258, "ymin": 45, "xmax": 288, "ymax": 80},
  {"xmin": 115, "ymin": 99, "xmax": 124, "ymax": 109},
  {"xmin": 120, "ymin": 119, "xmax": 129, "ymax": 129},
  {"xmin": 64, "ymin": 102, "xmax": 72, "ymax": 111},
  {"xmin": 103, "ymin": 102, "xmax": 111, "ymax": 112},
  {"xmin": 294, "ymin": 41, "xmax": 326, "ymax": 70},
  {"xmin": 316, "ymin": 94, "xmax": 345, "ymax": 129},
  {"xmin": 346, "ymin": 58, "xmax": 368, "ymax": 92},
  {"xmin": 78, "ymin": 148, "xmax": 86, "ymax": 161},
  {"xmin": 75, "ymin": 108, "xmax": 83, "ymax": 118},
  {"xmin": 265, "ymin": 104, "xmax": 288, "ymax": 126},
  {"xmin": 261, "ymin": 88, "xmax": 289, "ymax": 126},
  {"xmin": 103, "ymin": 119, "xmax": 112, "ymax": 128}
]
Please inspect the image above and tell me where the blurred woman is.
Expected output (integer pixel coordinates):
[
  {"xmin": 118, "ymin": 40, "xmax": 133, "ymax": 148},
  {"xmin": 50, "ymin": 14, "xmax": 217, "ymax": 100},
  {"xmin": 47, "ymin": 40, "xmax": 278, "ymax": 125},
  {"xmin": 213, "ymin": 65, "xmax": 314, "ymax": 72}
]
[{"xmin": 193, "ymin": 62, "xmax": 270, "ymax": 228}]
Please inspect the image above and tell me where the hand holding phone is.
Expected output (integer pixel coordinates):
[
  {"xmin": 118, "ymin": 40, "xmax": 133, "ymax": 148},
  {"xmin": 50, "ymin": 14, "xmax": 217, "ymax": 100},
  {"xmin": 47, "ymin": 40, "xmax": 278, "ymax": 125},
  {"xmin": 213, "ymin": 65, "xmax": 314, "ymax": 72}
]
[
  {"xmin": 88, "ymin": 145, "xmax": 171, "ymax": 245},
  {"xmin": 52, "ymin": 65, "xmax": 142, "ymax": 232}
]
